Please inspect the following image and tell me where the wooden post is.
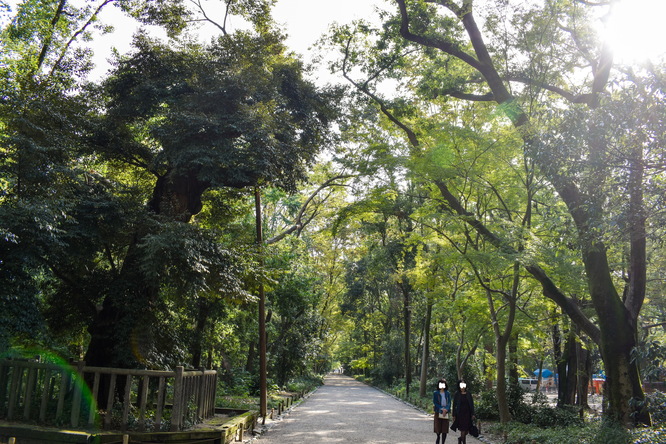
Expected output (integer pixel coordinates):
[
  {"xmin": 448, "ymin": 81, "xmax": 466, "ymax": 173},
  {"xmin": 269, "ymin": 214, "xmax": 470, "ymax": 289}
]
[
  {"xmin": 103, "ymin": 373, "xmax": 117, "ymax": 429},
  {"xmin": 171, "ymin": 366, "xmax": 184, "ymax": 431},
  {"xmin": 39, "ymin": 368, "xmax": 52, "ymax": 422},
  {"xmin": 155, "ymin": 376, "xmax": 166, "ymax": 429},
  {"xmin": 255, "ymin": 188, "xmax": 268, "ymax": 421},
  {"xmin": 88, "ymin": 372, "xmax": 101, "ymax": 426},
  {"xmin": 71, "ymin": 361, "xmax": 85, "ymax": 427},
  {"xmin": 197, "ymin": 368, "xmax": 206, "ymax": 420},
  {"xmin": 7, "ymin": 364, "xmax": 22, "ymax": 420},
  {"xmin": 138, "ymin": 375, "xmax": 149, "ymax": 431},
  {"xmin": 121, "ymin": 374, "xmax": 132, "ymax": 431},
  {"xmin": 0, "ymin": 362, "xmax": 9, "ymax": 417},
  {"xmin": 23, "ymin": 365, "xmax": 37, "ymax": 420}
]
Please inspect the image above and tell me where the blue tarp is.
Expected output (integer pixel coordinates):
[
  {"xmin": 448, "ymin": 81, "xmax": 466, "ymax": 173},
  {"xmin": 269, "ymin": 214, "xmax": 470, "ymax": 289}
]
[{"xmin": 533, "ymin": 368, "xmax": 553, "ymax": 378}]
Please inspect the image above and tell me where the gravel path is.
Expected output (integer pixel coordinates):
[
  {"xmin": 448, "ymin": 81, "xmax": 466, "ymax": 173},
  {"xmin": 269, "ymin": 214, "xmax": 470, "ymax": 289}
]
[{"xmin": 255, "ymin": 374, "xmax": 484, "ymax": 444}]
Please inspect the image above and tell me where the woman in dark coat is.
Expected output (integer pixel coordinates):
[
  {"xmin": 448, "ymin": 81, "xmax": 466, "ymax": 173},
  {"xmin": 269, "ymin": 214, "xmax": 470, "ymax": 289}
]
[
  {"xmin": 432, "ymin": 378, "xmax": 451, "ymax": 444},
  {"xmin": 452, "ymin": 379, "xmax": 475, "ymax": 444}
]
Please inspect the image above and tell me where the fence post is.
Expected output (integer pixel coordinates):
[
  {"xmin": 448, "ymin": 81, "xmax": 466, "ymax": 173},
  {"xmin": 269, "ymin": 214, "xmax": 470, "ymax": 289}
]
[
  {"xmin": 0, "ymin": 361, "xmax": 9, "ymax": 417},
  {"xmin": 197, "ymin": 367, "xmax": 206, "ymax": 421},
  {"xmin": 70, "ymin": 361, "xmax": 85, "ymax": 427},
  {"xmin": 7, "ymin": 363, "xmax": 22, "ymax": 420},
  {"xmin": 170, "ymin": 366, "xmax": 184, "ymax": 431}
]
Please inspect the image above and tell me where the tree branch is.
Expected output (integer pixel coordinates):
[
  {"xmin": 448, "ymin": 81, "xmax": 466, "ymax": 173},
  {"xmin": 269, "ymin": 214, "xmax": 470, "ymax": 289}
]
[
  {"xmin": 396, "ymin": 0, "xmax": 483, "ymax": 72},
  {"xmin": 189, "ymin": 0, "xmax": 228, "ymax": 35},
  {"xmin": 50, "ymin": 0, "xmax": 115, "ymax": 77},
  {"xmin": 433, "ymin": 178, "xmax": 602, "ymax": 344},
  {"xmin": 36, "ymin": 0, "xmax": 68, "ymax": 74},
  {"xmin": 265, "ymin": 175, "xmax": 353, "ymax": 244},
  {"xmin": 342, "ymin": 34, "xmax": 421, "ymax": 148}
]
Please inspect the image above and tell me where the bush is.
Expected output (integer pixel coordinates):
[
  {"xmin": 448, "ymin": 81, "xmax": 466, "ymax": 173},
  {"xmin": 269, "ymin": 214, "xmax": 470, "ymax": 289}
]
[
  {"xmin": 531, "ymin": 404, "xmax": 583, "ymax": 428},
  {"xmin": 476, "ymin": 389, "xmax": 500, "ymax": 421},
  {"xmin": 476, "ymin": 386, "xmax": 583, "ymax": 428},
  {"xmin": 501, "ymin": 422, "xmax": 584, "ymax": 444},
  {"xmin": 632, "ymin": 425, "xmax": 666, "ymax": 444},
  {"xmin": 591, "ymin": 419, "xmax": 632, "ymax": 444},
  {"xmin": 645, "ymin": 391, "xmax": 666, "ymax": 426},
  {"xmin": 476, "ymin": 383, "xmax": 532, "ymax": 422},
  {"xmin": 488, "ymin": 417, "xmax": 665, "ymax": 444},
  {"xmin": 493, "ymin": 420, "xmax": 631, "ymax": 444},
  {"xmin": 286, "ymin": 374, "xmax": 323, "ymax": 394}
]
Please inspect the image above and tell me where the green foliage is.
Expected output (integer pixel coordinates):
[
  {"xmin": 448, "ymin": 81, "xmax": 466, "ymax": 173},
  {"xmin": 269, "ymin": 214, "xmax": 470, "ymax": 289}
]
[
  {"xmin": 529, "ymin": 404, "xmax": 583, "ymax": 428},
  {"xmin": 374, "ymin": 331, "xmax": 404, "ymax": 386},
  {"xmin": 489, "ymin": 419, "xmax": 633, "ymax": 444},
  {"xmin": 491, "ymin": 420, "xmax": 665, "ymax": 444},
  {"xmin": 632, "ymin": 341, "xmax": 666, "ymax": 382},
  {"xmin": 645, "ymin": 391, "xmax": 666, "ymax": 426},
  {"xmin": 475, "ymin": 390, "xmax": 500, "ymax": 421},
  {"xmin": 632, "ymin": 425, "xmax": 666, "ymax": 444},
  {"xmin": 97, "ymin": 31, "xmax": 339, "ymax": 196},
  {"xmin": 285, "ymin": 374, "xmax": 324, "ymax": 394},
  {"xmin": 477, "ymin": 384, "xmax": 582, "ymax": 428},
  {"xmin": 591, "ymin": 420, "xmax": 633, "ymax": 444}
]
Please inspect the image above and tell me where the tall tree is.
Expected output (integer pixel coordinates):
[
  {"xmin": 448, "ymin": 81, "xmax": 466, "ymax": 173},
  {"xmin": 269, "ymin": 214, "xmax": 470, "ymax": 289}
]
[
  {"xmin": 83, "ymin": 30, "xmax": 339, "ymax": 368},
  {"xmin": 329, "ymin": 0, "xmax": 663, "ymax": 424}
]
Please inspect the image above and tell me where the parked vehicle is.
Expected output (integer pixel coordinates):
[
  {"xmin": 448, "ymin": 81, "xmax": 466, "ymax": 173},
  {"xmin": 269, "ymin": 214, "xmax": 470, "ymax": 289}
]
[{"xmin": 518, "ymin": 378, "xmax": 539, "ymax": 391}]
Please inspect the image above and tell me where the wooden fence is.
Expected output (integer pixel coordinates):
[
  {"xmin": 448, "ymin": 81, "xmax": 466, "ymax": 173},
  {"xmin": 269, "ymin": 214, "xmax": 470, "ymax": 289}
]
[{"xmin": 0, "ymin": 359, "xmax": 217, "ymax": 432}]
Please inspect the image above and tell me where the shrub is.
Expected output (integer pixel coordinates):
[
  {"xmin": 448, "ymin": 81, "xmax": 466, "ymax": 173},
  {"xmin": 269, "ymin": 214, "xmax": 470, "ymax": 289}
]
[
  {"xmin": 591, "ymin": 419, "xmax": 632, "ymax": 444},
  {"xmin": 476, "ymin": 386, "xmax": 583, "ymax": 428},
  {"xmin": 645, "ymin": 391, "xmax": 666, "ymax": 426},
  {"xmin": 475, "ymin": 389, "xmax": 500, "ymax": 421},
  {"xmin": 475, "ymin": 384, "xmax": 532, "ymax": 422},
  {"xmin": 286, "ymin": 374, "xmax": 323, "ymax": 394},
  {"xmin": 530, "ymin": 404, "xmax": 583, "ymax": 428},
  {"xmin": 632, "ymin": 425, "xmax": 666, "ymax": 444},
  {"xmin": 502, "ymin": 422, "xmax": 584, "ymax": 444},
  {"xmin": 489, "ymin": 417, "xmax": 664, "ymax": 444}
]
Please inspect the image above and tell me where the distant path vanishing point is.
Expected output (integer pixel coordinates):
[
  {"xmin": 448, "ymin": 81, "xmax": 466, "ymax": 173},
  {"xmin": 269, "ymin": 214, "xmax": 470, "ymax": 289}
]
[{"xmin": 256, "ymin": 373, "xmax": 484, "ymax": 444}]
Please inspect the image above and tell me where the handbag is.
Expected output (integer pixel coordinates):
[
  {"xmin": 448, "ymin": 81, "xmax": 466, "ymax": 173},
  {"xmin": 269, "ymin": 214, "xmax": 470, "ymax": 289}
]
[
  {"xmin": 438, "ymin": 412, "xmax": 451, "ymax": 420},
  {"xmin": 470, "ymin": 421, "xmax": 480, "ymax": 437}
]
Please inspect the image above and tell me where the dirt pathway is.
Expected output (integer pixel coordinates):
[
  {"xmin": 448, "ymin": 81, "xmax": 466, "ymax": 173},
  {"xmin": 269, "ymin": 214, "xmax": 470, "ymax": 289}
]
[{"xmin": 255, "ymin": 374, "xmax": 484, "ymax": 444}]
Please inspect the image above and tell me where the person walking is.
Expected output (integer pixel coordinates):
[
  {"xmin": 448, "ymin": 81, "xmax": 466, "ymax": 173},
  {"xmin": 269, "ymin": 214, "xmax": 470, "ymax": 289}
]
[
  {"xmin": 452, "ymin": 379, "xmax": 475, "ymax": 444},
  {"xmin": 432, "ymin": 378, "xmax": 451, "ymax": 444}
]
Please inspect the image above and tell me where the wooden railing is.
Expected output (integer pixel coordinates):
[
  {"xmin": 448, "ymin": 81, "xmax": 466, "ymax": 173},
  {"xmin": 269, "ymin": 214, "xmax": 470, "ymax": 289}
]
[{"xmin": 0, "ymin": 359, "xmax": 217, "ymax": 432}]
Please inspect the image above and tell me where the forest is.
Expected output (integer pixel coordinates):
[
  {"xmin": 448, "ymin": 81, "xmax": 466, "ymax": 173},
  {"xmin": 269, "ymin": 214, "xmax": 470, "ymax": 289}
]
[{"xmin": 1, "ymin": 0, "xmax": 666, "ymax": 442}]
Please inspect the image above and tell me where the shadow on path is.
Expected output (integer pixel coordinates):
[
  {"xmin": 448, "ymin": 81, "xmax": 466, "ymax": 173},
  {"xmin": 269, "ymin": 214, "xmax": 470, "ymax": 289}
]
[{"xmin": 256, "ymin": 374, "xmax": 484, "ymax": 444}]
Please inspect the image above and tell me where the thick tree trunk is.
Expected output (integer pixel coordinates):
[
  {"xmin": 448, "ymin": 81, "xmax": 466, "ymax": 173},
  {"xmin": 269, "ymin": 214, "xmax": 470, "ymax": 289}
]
[
  {"xmin": 85, "ymin": 243, "xmax": 159, "ymax": 369},
  {"xmin": 585, "ymin": 248, "xmax": 648, "ymax": 424},
  {"xmin": 85, "ymin": 170, "xmax": 207, "ymax": 370}
]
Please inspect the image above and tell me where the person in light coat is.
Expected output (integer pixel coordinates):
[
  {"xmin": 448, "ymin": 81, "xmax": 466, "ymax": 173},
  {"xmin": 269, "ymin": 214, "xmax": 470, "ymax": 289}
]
[{"xmin": 432, "ymin": 378, "xmax": 451, "ymax": 444}]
